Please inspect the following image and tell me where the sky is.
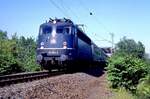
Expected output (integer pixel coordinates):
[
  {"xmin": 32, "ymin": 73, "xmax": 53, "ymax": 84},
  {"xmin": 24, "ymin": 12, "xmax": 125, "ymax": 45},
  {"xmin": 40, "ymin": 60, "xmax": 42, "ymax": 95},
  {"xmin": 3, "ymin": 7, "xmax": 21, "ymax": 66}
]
[{"xmin": 0, "ymin": 0, "xmax": 150, "ymax": 53}]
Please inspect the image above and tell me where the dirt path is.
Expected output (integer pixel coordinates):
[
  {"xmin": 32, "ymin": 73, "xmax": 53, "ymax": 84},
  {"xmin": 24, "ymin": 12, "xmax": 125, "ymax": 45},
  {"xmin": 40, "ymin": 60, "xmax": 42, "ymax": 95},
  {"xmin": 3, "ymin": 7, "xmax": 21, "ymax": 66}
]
[{"xmin": 86, "ymin": 72, "xmax": 113, "ymax": 99}]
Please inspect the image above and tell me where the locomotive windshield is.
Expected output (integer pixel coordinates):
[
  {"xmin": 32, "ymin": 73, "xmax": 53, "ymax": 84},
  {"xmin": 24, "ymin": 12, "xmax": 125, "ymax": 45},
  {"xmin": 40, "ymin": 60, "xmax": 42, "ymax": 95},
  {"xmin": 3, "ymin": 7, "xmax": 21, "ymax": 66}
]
[
  {"xmin": 39, "ymin": 25, "xmax": 72, "ymax": 35},
  {"xmin": 40, "ymin": 25, "xmax": 52, "ymax": 34},
  {"xmin": 56, "ymin": 26, "xmax": 71, "ymax": 34}
]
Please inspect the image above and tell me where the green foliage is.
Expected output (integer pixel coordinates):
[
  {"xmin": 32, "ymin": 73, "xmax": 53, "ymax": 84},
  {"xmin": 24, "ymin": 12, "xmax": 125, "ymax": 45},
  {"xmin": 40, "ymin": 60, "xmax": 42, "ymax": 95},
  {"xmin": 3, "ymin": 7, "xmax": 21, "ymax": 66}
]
[
  {"xmin": 0, "ymin": 30, "xmax": 41, "ymax": 75},
  {"xmin": 0, "ymin": 30, "xmax": 7, "ymax": 40},
  {"xmin": 106, "ymin": 36, "xmax": 150, "ymax": 98},
  {"xmin": 107, "ymin": 53, "xmax": 147, "ymax": 92},
  {"xmin": 136, "ymin": 75, "xmax": 150, "ymax": 99},
  {"xmin": 115, "ymin": 37, "xmax": 145, "ymax": 59},
  {"xmin": 136, "ymin": 64, "xmax": 150, "ymax": 99},
  {"xmin": 106, "ymin": 36, "xmax": 150, "ymax": 99},
  {"xmin": 0, "ymin": 54, "xmax": 23, "ymax": 75},
  {"xmin": 17, "ymin": 36, "xmax": 41, "ymax": 71},
  {"xmin": 0, "ymin": 32, "xmax": 24, "ymax": 75}
]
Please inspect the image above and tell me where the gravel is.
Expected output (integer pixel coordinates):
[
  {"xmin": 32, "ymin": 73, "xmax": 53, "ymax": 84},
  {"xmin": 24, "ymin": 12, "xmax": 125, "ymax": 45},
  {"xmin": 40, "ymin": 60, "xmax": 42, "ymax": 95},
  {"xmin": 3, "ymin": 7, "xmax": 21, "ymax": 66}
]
[{"xmin": 0, "ymin": 69, "xmax": 113, "ymax": 99}]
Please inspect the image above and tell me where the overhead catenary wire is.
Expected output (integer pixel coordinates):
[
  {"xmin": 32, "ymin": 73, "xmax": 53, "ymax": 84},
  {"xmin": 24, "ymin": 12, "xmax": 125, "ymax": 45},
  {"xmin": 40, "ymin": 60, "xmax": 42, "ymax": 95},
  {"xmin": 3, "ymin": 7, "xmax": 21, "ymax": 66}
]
[
  {"xmin": 48, "ymin": 0, "xmax": 71, "ymax": 18},
  {"xmin": 53, "ymin": 0, "xmax": 86, "ymax": 32},
  {"xmin": 59, "ymin": 0, "xmax": 80, "ymax": 21},
  {"xmin": 48, "ymin": 0, "xmax": 86, "ymax": 33},
  {"xmin": 78, "ymin": 0, "xmax": 114, "ymax": 48},
  {"xmin": 48, "ymin": 0, "xmax": 114, "ymax": 48},
  {"xmin": 78, "ymin": 0, "xmax": 111, "ymax": 33},
  {"xmin": 58, "ymin": 0, "xmax": 72, "ymax": 18},
  {"xmin": 49, "ymin": 0, "xmax": 83, "ymax": 28}
]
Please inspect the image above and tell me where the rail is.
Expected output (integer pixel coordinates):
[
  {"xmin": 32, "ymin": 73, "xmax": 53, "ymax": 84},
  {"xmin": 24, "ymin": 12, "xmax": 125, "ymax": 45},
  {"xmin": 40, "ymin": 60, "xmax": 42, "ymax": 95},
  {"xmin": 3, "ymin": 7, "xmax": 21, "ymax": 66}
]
[{"xmin": 0, "ymin": 70, "xmax": 64, "ymax": 87}]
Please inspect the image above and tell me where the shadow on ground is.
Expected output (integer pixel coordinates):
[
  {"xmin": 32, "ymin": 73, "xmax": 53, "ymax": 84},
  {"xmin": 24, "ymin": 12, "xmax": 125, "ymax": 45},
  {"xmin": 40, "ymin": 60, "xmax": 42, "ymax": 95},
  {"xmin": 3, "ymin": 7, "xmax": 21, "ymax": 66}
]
[
  {"xmin": 56, "ymin": 64, "xmax": 106, "ymax": 78},
  {"xmin": 82, "ymin": 65, "xmax": 105, "ymax": 77},
  {"xmin": 68, "ymin": 64, "xmax": 106, "ymax": 77}
]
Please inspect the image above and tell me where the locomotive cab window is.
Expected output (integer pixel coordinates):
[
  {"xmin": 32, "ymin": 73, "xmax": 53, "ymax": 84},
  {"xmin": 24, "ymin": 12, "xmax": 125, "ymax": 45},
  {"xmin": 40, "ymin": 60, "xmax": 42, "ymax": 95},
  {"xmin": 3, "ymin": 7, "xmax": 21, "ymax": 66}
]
[
  {"xmin": 40, "ymin": 26, "xmax": 52, "ymax": 35},
  {"xmin": 56, "ymin": 26, "xmax": 71, "ymax": 34},
  {"xmin": 64, "ymin": 27, "xmax": 70, "ymax": 34}
]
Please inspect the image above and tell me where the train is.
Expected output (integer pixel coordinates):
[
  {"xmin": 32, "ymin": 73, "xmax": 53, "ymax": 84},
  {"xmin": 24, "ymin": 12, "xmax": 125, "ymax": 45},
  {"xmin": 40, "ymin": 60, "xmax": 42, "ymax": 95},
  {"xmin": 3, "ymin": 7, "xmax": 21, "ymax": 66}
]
[{"xmin": 36, "ymin": 18, "xmax": 107, "ymax": 70}]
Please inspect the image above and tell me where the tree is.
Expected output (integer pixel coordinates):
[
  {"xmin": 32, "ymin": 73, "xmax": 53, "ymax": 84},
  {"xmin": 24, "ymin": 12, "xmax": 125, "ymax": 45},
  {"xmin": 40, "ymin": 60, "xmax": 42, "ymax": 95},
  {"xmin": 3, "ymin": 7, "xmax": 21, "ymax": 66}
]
[
  {"xmin": 0, "ymin": 31, "xmax": 24, "ymax": 75},
  {"xmin": 0, "ymin": 30, "xmax": 40, "ymax": 75},
  {"xmin": 115, "ymin": 37, "xmax": 145, "ymax": 59},
  {"xmin": 17, "ymin": 36, "xmax": 40, "ymax": 71},
  {"xmin": 107, "ymin": 37, "xmax": 148, "ymax": 93},
  {"xmin": 0, "ymin": 30, "xmax": 7, "ymax": 40},
  {"xmin": 107, "ymin": 54, "xmax": 147, "ymax": 92}
]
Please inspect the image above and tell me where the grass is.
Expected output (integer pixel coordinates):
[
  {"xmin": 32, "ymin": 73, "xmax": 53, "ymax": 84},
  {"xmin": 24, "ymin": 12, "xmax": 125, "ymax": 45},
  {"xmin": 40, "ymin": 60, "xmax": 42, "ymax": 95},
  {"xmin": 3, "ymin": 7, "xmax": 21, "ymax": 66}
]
[{"xmin": 111, "ymin": 88, "xmax": 136, "ymax": 99}]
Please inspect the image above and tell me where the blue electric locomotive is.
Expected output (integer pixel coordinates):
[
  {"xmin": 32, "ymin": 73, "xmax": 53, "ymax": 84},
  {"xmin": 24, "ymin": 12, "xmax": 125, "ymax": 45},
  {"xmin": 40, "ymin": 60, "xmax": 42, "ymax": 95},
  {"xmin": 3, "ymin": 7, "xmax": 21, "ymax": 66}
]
[{"xmin": 36, "ymin": 18, "xmax": 106, "ymax": 70}]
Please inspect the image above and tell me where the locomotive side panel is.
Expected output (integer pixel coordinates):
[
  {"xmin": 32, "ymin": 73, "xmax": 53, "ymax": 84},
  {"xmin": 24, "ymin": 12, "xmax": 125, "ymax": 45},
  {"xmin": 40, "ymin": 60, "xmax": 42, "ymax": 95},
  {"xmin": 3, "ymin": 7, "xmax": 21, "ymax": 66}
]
[
  {"xmin": 77, "ymin": 39, "xmax": 92, "ymax": 61},
  {"xmin": 76, "ymin": 28, "xmax": 92, "ymax": 62}
]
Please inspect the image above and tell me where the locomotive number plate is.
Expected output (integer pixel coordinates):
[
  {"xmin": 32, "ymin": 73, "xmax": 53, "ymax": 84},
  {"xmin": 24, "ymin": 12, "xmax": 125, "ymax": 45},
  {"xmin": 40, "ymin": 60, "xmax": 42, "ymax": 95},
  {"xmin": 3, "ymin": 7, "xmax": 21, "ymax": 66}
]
[{"xmin": 47, "ymin": 50, "xmax": 58, "ymax": 55}]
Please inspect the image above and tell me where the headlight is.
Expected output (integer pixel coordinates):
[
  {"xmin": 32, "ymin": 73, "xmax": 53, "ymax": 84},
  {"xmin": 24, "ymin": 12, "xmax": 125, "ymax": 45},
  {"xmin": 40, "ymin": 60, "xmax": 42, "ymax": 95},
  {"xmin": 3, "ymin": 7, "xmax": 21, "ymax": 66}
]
[
  {"xmin": 63, "ymin": 41, "xmax": 67, "ymax": 49},
  {"xmin": 40, "ymin": 42, "xmax": 44, "ymax": 49},
  {"xmin": 40, "ymin": 42, "xmax": 44, "ymax": 46},
  {"xmin": 53, "ymin": 20, "xmax": 57, "ymax": 24}
]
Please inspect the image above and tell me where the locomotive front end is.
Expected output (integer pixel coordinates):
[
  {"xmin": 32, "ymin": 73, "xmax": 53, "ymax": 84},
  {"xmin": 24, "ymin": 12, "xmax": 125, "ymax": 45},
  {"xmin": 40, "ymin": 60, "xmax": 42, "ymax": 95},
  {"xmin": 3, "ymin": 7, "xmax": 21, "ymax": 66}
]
[{"xmin": 36, "ymin": 19, "xmax": 76, "ymax": 70}]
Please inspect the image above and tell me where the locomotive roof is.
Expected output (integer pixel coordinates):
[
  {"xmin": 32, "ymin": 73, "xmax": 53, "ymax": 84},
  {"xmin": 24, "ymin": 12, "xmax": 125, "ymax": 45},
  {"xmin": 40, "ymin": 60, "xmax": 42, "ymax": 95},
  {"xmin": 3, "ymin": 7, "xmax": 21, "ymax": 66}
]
[{"xmin": 40, "ymin": 18, "xmax": 74, "ymax": 27}]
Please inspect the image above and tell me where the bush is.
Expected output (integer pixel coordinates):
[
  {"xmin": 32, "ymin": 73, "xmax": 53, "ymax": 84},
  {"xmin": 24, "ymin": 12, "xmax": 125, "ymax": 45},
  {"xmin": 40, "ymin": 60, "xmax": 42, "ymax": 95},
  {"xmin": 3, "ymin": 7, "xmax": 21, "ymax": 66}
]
[
  {"xmin": 0, "ymin": 31, "xmax": 41, "ymax": 75},
  {"xmin": 136, "ymin": 63, "xmax": 150, "ymax": 99},
  {"xmin": 0, "ymin": 54, "xmax": 24, "ymax": 75},
  {"xmin": 136, "ymin": 75, "xmax": 150, "ymax": 99},
  {"xmin": 106, "ymin": 54, "xmax": 147, "ymax": 92},
  {"xmin": 0, "ymin": 38, "xmax": 25, "ymax": 75}
]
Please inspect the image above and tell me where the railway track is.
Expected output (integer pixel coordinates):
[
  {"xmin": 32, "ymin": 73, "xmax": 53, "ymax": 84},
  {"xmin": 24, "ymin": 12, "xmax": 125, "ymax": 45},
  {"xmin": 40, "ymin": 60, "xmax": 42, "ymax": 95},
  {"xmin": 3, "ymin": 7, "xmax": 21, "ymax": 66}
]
[{"xmin": 0, "ymin": 70, "xmax": 64, "ymax": 87}]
